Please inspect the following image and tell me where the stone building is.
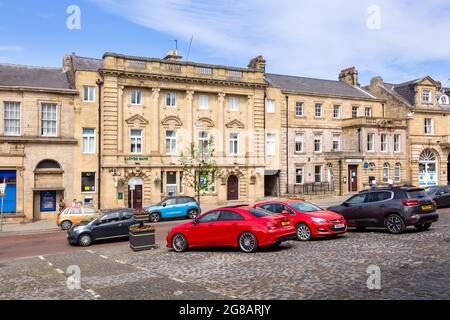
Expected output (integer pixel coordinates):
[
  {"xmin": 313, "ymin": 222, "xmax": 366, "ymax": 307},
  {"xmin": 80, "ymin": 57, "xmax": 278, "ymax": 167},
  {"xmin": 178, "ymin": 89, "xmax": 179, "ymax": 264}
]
[
  {"xmin": 265, "ymin": 67, "xmax": 409, "ymax": 196},
  {"xmin": 66, "ymin": 51, "xmax": 267, "ymax": 209},
  {"xmin": 367, "ymin": 76, "xmax": 450, "ymax": 187},
  {"xmin": 0, "ymin": 63, "xmax": 78, "ymax": 221}
]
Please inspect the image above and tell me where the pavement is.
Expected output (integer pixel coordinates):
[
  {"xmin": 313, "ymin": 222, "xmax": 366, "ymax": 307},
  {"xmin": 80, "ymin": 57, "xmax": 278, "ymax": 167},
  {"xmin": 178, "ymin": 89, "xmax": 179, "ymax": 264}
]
[
  {"xmin": 1, "ymin": 208, "xmax": 448, "ymax": 300},
  {"xmin": 0, "ymin": 195, "xmax": 351, "ymax": 236}
]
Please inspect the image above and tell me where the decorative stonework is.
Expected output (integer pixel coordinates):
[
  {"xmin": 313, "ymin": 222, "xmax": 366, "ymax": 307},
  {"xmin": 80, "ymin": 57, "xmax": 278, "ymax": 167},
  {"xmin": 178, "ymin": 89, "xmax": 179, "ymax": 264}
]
[
  {"xmin": 161, "ymin": 115, "xmax": 183, "ymax": 128},
  {"xmin": 125, "ymin": 114, "xmax": 149, "ymax": 127},
  {"xmin": 225, "ymin": 119, "xmax": 245, "ymax": 129}
]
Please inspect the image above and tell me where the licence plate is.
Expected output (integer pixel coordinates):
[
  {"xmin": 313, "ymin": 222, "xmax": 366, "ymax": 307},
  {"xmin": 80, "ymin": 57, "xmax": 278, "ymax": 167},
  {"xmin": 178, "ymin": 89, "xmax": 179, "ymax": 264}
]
[
  {"xmin": 281, "ymin": 221, "xmax": 290, "ymax": 226},
  {"xmin": 421, "ymin": 205, "xmax": 432, "ymax": 210},
  {"xmin": 334, "ymin": 224, "xmax": 345, "ymax": 229}
]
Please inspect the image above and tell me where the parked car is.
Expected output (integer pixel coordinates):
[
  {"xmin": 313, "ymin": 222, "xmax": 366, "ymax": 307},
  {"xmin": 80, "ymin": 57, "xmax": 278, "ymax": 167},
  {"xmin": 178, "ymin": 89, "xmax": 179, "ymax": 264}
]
[
  {"xmin": 167, "ymin": 206, "xmax": 296, "ymax": 253},
  {"xmin": 67, "ymin": 208, "xmax": 135, "ymax": 247},
  {"xmin": 425, "ymin": 186, "xmax": 450, "ymax": 208},
  {"xmin": 254, "ymin": 200, "xmax": 347, "ymax": 241},
  {"xmin": 328, "ymin": 187, "xmax": 439, "ymax": 234},
  {"xmin": 144, "ymin": 196, "xmax": 200, "ymax": 223},
  {"xmin": 57, "ymin": 206, "xmax": 101, "ymax": 230}
]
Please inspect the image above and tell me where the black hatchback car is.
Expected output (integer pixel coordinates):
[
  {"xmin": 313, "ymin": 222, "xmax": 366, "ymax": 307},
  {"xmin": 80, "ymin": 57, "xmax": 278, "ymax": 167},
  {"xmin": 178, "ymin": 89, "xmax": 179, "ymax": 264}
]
[
  {"xmin": 67, "ymin": 208, "xmax": 135, "ymax": 247},
  {"xmin": 425, "ymin": 186, "xmax": 450, "ymax": 208},
  {"xmin": 328, "ymin": 187, "xmax": 439, "ymax": 234}
]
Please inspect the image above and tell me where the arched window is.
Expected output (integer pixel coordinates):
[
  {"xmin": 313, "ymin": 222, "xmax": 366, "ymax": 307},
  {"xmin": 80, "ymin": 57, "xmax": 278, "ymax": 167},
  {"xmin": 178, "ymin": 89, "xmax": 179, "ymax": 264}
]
[
  {"xmin": 36, "ymin": 159, "xmax": 61, "ymax": 170},
  {"xmin": 382, "ymin": 163, "xmax": 390, "ymax": 182},
  {"xmin": 439, "ymin": 94, "xmax": 449, "ymax": 105},
  {"xmin": 394, "ymin": 163, "xmax": 401, "ymax": 182},
  {"xmin": 419, "ymin": 149, "xmax": 438, "ymax": 186}
]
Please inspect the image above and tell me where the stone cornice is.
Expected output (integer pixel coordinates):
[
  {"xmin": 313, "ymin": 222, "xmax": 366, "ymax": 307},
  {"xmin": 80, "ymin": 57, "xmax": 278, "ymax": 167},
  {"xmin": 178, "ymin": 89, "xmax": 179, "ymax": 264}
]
[
  {"xmin": 0, "ymin": 85, "xmax": 78, "ymax": 95},
  {"xmin": 0, "ymin": 136, "xmax": 78, "ymax": 144},
  {"xmin": 99, "ymin": 69, "xmax": 267, "ymax": 89}
]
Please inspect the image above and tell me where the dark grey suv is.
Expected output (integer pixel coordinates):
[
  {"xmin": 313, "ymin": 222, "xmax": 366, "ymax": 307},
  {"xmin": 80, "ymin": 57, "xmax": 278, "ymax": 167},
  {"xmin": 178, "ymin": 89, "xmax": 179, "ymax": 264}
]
[{"xmin": 328, "ymin": 187, "xmax": 439, "ymax": 234}]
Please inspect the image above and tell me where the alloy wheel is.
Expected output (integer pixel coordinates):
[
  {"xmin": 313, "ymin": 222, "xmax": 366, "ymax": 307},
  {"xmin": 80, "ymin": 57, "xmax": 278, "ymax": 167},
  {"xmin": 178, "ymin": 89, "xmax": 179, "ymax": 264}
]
[
  {"xmin": 297, "ymin": 224, "xmax": 312, "ymax": 241},
  {"xmin": 172, "ymin": 234, "xmax": 187, "ymax": 252},
  {"xmin": 79, "ymin": 234, "xmax": 92, "ymax": 247},
  {"xmin": 239, "ymin": 232, "xmax": 258, "ymax": 253},
  {"xmin": 386, "ymin": 215, "xmax": 404, "ymax": 234},
  {"xmin": 188, "ymin": 209, "xmax": 198, "ymax": 219},
  {"xmin": 61, "ymin": 221, "xmax": 72, "ymax": 230},
  {"xmin": 149, "ymin": 213, "xmax": 161, "ymax": 223}
]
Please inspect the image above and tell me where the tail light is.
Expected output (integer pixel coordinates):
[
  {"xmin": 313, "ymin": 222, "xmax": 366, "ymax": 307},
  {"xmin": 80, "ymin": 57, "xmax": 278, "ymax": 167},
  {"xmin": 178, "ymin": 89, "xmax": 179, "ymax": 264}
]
[
  {"xmin": 267, "ymin": 221, "xmax": 279, "ymax": 230},
  {"xmin": 402, "ymin": 200, "xmax": 419, "ymax": 206}
]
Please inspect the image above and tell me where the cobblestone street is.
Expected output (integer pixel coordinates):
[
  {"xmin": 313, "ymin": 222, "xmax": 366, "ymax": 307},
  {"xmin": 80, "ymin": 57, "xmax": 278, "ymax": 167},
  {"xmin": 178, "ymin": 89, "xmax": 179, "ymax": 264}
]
[{"xmin": 1, "ymin": 209, "xmax": 449, "ymax": 300}]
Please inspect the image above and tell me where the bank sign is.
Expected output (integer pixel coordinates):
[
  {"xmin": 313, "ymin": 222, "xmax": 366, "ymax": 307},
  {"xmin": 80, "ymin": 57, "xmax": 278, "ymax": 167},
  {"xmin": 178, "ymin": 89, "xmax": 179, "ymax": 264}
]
[{"xmin": 125, "ymin": 156, "xmax": 149, "ymax": 161}]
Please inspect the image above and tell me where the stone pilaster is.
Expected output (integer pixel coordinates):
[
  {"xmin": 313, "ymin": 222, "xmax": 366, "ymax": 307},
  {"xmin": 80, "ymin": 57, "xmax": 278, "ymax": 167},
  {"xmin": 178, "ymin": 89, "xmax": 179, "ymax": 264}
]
[{"xmin": 151, "ymin": 88, "xmax": 160, "ymax": 154}]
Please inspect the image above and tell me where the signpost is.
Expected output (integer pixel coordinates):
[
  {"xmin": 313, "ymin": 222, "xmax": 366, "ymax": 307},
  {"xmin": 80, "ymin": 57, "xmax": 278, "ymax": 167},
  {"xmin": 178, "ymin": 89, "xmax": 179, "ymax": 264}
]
[{"xmin": 0, "ymin": 180, "xmax": 6, "ymax": 232}]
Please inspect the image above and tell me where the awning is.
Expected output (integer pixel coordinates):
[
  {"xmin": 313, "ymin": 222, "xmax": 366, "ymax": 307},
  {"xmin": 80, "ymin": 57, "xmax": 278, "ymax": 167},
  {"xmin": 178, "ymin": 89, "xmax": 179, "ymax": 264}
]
[{"xmin": 264, "ymin": 170, "xmax": 280, "ymax": 176}]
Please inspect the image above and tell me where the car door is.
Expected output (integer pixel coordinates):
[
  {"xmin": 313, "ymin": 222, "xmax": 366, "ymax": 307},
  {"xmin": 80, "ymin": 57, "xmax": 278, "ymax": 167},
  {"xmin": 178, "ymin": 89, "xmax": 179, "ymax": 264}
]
[
  {"xmin": 91, "ymin": 212, "xmax": 122, "ymax": 239},
  {"xmin": 160, "ymin": 198, "xmax": 178, "ymax": 218},
  {"xmin": 119, "ymin": 210, "xmax": 135, "ymax": 236},
  {"xmin": 215, "ymin": 210, "xmax": 245, "ymax": 246},
  {"xmin": 360, "ymin": 191, "xmax": 394, "ymax": 226},
  {"xmin": 174, "ymin": 197, "xmax": 189, "ymax": 218},
  {"xmin": 340, "ymin": 193, "xmax": 368, "ymax": 226},
  {"xmin": 188, "ymin": 211, "xmax": 222, "ymax": 246},
  {"xmin": 70, "ymin": 207, "xmax": 84, "ymax": 224}
]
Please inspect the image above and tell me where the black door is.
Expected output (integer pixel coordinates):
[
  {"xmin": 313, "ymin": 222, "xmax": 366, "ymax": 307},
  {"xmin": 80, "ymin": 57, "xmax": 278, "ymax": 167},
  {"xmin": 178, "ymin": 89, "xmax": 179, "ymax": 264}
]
[
  {"xmin": 348, "ymin": 165, "xmax": 358, "ymax": 192},
  {"xmin": 227, "ymin": 175, "xmax": 239, "ymax": 201},
  {"xmin": 128, "ymin": 185, "xmax": 143, "ymax": 209}
]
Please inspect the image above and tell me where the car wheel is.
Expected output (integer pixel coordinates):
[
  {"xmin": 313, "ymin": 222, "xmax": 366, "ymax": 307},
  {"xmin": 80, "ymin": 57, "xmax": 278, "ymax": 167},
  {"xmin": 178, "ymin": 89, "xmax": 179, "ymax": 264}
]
[
  {"xmin": 385, "ymin": 214, "xmax": 406, "ymax": 234},
  {"xmin": 149, "ymin": 212, "xmax": 161, "ymax": 223},
  {"xmin": 172, "ymin": 233, "xmax": 188, "ymax": 252},
  {"xmin": 78, "ymin": 234, "xmax": 92, "ymax": 247},
  {"xmin": 414, "ymin": 223, "xmax": 432, "ymax": 231},
  {"xmin": 187, "ymin": 209, "xmax": 198, "ymax": 219},
  {"xmin": 296, "ymin": 223, "xmax": 312, "ymax": 241},
  {"xmin": 238, "ymin": 232, "xmax": 259, "ymax": 253},
  {"xmin": 61, "ymin": 220, "xmax": 72, "ymax": 230}
]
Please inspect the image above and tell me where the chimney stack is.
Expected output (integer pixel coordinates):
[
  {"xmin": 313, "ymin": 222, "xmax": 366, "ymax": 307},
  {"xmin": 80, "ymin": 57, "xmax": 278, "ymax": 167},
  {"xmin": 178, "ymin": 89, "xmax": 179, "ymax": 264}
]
[
  {"xmin": 339, "ymin": 67, "xmax": 359, "ymax": 87},
  {"xmin": 163, "ymin": 49, "xmax": 182, "ymax": 61},
  {"xmin": 248, "ymin": 55, "xmax": 266, "ymax": 72}
]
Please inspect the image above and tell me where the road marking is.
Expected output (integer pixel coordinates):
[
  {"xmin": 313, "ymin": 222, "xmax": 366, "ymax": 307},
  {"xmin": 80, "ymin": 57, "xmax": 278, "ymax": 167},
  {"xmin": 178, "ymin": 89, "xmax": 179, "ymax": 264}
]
[
  {"xmin": 171, "ymin": 277, "xmax": 186, "ymax": 283},
  {"xmin": 115, "ymin": 260, "xmax": 126, "ymax": 264},
  {"xmin": 99, "ymin": 255, "xmax": 109, "ymax": 259},
  {"xmin": 38, "ymin": 256, "xmax": 45, "ymax": 260},
  {"xmin": 87, "ymin": 250, "xmax": 95, "ymax": 254},
  {"xmin": 47, "ymin": 262, "xmax": 53, "ymax": 267},
  {"xmin": 55, "ymin": 268, "xmax": 64, "ymax": 274},
  {"xmin": 136, "ymin": 266, "xmax": 146, "ymax": 271}
]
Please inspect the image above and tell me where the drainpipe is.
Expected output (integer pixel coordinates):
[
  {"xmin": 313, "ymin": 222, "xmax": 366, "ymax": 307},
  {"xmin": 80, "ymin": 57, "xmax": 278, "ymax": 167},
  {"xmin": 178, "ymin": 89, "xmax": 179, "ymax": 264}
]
[
  {"xmin": 339, "ymin": 159, "xmax": 343, "ymax": 196},
  {"xmin": 96, "ymin": 79, "xmax": 103, "ymax": 209},
  {"xmin": 357, "ymin": 128, "xmax": 362, "ymax": 153},
  {"xmin": 285, "ymin": 95, "xmax": 289, "ymax": 194}
]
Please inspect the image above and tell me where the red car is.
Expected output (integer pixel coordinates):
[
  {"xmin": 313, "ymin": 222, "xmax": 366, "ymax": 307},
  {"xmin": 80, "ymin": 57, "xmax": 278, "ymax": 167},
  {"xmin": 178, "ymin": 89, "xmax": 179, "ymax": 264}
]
[
  {"xmin": 254, "ymin": 200, "xmax": 347, "ymax": 241},
  {"xmin": 166, "ymin": 206, "xmax": 296, "ymax": 253}
]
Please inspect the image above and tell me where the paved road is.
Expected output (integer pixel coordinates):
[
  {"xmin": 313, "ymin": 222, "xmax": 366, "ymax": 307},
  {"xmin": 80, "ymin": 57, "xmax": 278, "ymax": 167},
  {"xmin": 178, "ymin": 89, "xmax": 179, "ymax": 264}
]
[
  {"xmin": 0, "ymin": 219, "xmax": 186, "ymax": 262},
  {"xmin": 0, "ymin": 208, "xmax": 449, "ymax": 300}
]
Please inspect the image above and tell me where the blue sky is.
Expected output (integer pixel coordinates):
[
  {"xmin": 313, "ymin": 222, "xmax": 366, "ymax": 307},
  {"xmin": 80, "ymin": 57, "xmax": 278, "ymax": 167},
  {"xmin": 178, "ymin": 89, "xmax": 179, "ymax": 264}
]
[{"xmin": 1, "ymin": 0, "xmax": 449, "ymax": 86}]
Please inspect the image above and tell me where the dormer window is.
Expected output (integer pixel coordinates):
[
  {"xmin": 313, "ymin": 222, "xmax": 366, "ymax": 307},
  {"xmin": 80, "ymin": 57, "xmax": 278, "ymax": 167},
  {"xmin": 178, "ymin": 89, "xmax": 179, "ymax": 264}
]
[
  {"xmin": 422, "ymin": 90, "xmax": 432, "ymax": 104},
  {"xmin": 439, "ymin": 94, "xmax": 449, "ymax": 105}
]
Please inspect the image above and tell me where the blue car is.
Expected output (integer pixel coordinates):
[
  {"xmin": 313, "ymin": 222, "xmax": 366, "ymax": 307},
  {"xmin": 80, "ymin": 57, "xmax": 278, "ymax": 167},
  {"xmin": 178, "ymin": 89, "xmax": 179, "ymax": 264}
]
[{"xmin": 144, "ymin": 196, "xmax": 201, "ymax": 223}]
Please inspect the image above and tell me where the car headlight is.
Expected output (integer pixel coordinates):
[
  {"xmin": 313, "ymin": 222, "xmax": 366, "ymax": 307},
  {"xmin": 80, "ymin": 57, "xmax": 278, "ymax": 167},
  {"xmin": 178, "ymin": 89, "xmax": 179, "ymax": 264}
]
[{"xmin": 312, "ymin": 217, "xmax": 327, "ymax": 223}]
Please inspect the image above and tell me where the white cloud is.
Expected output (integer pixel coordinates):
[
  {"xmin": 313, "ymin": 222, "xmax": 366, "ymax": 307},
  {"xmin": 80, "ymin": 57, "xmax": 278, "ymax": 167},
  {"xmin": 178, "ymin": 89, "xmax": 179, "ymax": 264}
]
[
  {"xmin": 0, "ymin": 45, "xmax": 24, "ymax": 52},
  {"xmin": 92, "ymin": 0, "xmax": 450, "ymax": 83}
]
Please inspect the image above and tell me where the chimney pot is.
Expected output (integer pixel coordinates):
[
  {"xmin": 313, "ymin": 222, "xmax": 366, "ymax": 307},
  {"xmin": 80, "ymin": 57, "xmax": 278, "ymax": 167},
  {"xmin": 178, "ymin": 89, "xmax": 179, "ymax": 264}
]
[{"xmin": 339, "ymin": 66, "xmax": 359, "ymax": 87}]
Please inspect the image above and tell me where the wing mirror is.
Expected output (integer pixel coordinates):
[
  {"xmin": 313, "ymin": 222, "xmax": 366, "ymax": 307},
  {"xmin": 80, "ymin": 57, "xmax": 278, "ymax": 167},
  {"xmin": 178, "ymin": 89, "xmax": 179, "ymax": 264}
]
[
  {"xmin": 342, "ymin": 202, "xmax": 349, "ymax": 207},
  {"xmin": 162, "ymin": 203, "xmax": 167, "ymax": 207},
  {"xmin": 281, "ymin": 210, "xmax": 290, "ymax": 215},
  {"xmin": 193, "ymin": 219, "xmax": 199, "ymax": 225}
]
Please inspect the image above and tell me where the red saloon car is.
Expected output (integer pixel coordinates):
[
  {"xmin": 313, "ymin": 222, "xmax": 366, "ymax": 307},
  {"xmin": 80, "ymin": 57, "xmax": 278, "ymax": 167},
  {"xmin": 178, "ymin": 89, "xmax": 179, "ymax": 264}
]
[
  {"xmin": 167, "ymin": 206, "xmax": 296, "ymax": 253},
  {"xmin": 254, "ymin": 200, "xmax": 347, "ymax": 241}
]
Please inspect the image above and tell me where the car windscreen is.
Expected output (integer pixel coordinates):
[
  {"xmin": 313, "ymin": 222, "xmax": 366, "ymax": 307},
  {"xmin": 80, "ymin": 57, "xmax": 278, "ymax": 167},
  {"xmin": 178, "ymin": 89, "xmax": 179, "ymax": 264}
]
[
  {"xmin": 246, "ymin": 208, "xmax": 273, "ymax": 218},
  {"xmin": 289, "ymin": 202, "xmax": 322, "ymax": 212},
  {"xmin": 425, "ymin": 188, "xmax": 438, "ymax": 195},
  {"xmin": 406, "ymin": 189, "xmax": 428, "ymax": 199}
]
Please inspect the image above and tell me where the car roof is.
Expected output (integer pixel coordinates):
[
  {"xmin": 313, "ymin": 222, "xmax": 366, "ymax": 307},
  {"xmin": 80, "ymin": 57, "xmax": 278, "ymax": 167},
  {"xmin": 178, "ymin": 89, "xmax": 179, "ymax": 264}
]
[{"xmin": 359, "ymin": 186, "xmax": 425, "ymax": 193}]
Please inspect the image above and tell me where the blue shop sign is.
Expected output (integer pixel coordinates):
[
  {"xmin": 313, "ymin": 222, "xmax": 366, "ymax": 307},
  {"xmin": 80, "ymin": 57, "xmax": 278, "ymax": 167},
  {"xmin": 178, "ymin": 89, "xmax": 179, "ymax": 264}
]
[{"xmin": 40, "ymin": 191, "xmax": 56, "ymax": 212}]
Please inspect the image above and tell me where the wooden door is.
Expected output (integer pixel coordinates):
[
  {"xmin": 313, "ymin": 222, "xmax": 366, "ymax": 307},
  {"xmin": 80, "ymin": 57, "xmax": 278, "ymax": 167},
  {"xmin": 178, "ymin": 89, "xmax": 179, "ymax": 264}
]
[
  {"xmin": 128, "ymin": 185, "xmax": 143, "ymax": 209},
  {"xmin": 227, "ymin": 176, "xmax": 239, "ymax": 201},
  {"xmin": 348, "ymin": 165, "xmax": 358, "ymax": 192}
]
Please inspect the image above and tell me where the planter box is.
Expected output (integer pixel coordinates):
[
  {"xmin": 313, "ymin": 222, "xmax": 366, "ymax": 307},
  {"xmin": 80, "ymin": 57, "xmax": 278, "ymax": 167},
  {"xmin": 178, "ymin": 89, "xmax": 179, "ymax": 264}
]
[{"xmin": 129, "ymin": 229, "xmax": 156, "ymax": 252}]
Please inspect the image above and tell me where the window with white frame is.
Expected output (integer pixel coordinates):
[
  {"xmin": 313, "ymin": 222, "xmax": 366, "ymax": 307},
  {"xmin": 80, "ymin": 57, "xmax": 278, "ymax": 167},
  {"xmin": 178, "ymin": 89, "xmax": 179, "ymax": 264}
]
[
  {"xmin": 394, "ymin": 134, "xmax": 401, "ymax": 152},
  {"xmin": 295, "ymin": 167, "xmax": 304, "ymax": 184},
  {"xmin": 314, "ymin": 135, "xmax": 322, "ymax": 152},
  {"xmin": 198, "ymin": 131, "xmax": 209, "ymax": 154},
  {"xmin": 166, "ymin": 92, "xmax": 177, "ymax": 107},
  {"xmin": 315, "ymin": 103, "xmax": 323, "ymax": 117},
  {"xmin": 82, "ymin": 128, "xmax": 96, "ymax": 153},
  {"xmin": 41, "ymin": 103, "xmax": 57, "ymax": 136},
  {"xmin": 266, "ymin": 99, "xmax": 275, "ymax": 113},
  {"xmin": 3, "ymin": 101, "xmax": 20, "ymax": 136},
  {"xmin": 383, "ymin": 163, "xmax": 390, "ymax": 182},
  {"xmin": 333, "ymin": 105, "xmax": 341, "ymax": 119},
  {"xmin": 131, "ymin": 89, "xmax": 142, "ymax": 105},
  {"xmin": 367, "ymin": 133, "xmax": 375, "ymax": 152},
  {"xmin": 229, "ymin": 133, "xmax": 239, "ymax": 155},
  {"xmin": 295, "ymin": 102, "xmax": 304, "ymax": 117},
  {"xmin": 295, "ymin": 133, "xmax": 304, "ymax": 153},
  {"xmin": 130, "ymin": 129, "xmax": 142, "ymax": 154},
  {"xmin": 166, "ymin": 130, "xmax": 177, "ymax": 155},
  {"xmin": 394, "ymin": 163, "xmax": 401, "ymax": 182},
  {"xmin": 83, "ymin": 86, "xmax": 95, "ymax": 102},
  {"xmin": 424, "ymin": 118, "xmax": 433, "ymax": 134},
  {"xmin": 266, "ymin": 133, "xmax": 276, "ymax": 156},
  {"xmin": 199, "ymin": 95, "xmax": 209, "ymax": 110},
  {"xmin": 229, "ymin": 97, "xmax": 239, "ymax": 111},
  {"xmin": 332, "ymin": 134, "xmax": 341, "ymax": 152},
  {"xmin": 314, "ymin": 165, "xmax": 322, "ymax": 183},
  {"xmin": 422, "ymin": 89, "xmax": 432, "ymax": 103},
  {"xmin": 381, "ymin": 133, "xmax": 388, "ymax": 152},
  {"xmin": 352, "ymin": 106, "xmax": 359, "ymax": 118},
  {"xmin": 365, "ymin": 107, "xmax": 372, "ymax": 117}
]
